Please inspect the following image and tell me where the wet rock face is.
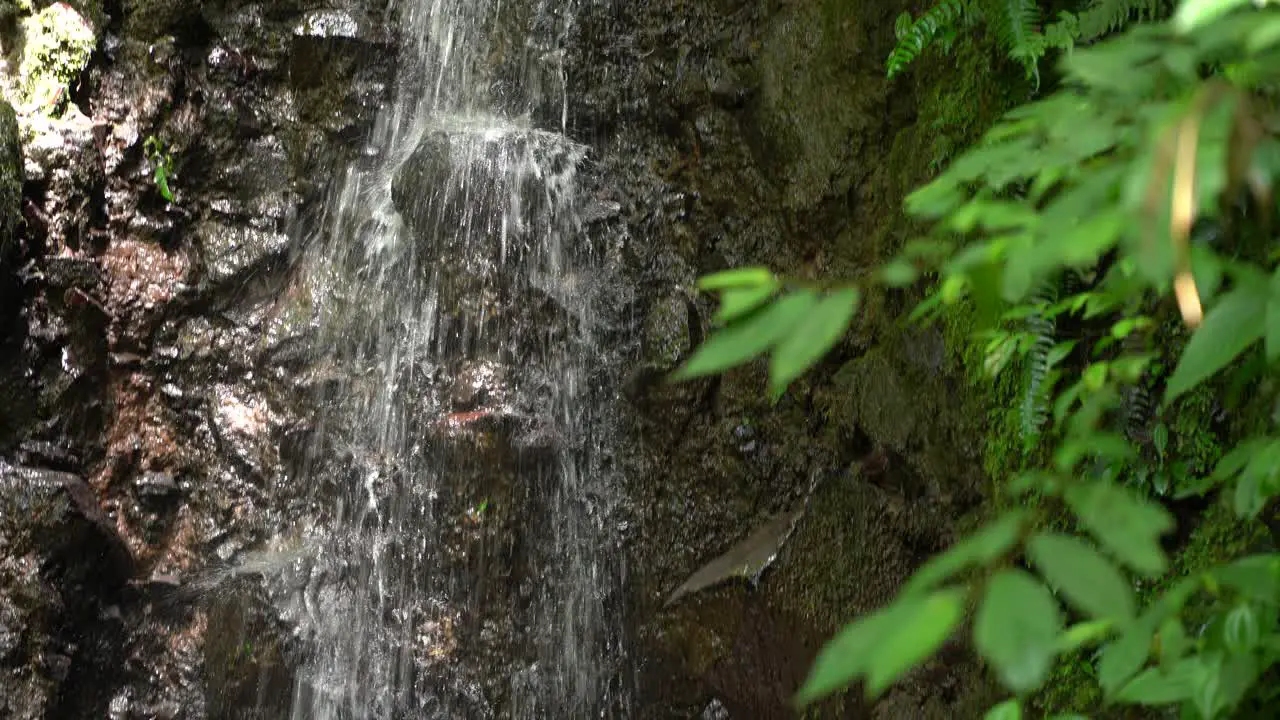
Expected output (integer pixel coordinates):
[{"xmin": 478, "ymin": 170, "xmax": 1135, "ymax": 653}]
[
  {"xmin": 0, "ymin": 462, "xmax": 132, "ymax": 719},
  {"xmin": 563, "ymin": 0, "xmax": 992, "ymax": 717},
  {"xmin": 0, "ymin": 0, "xmax": 394, "ymax": 717}
]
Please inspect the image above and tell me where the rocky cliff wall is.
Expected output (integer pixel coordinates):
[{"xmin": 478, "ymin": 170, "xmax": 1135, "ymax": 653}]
[
  {"xmin": 0, "ymin": 0, "xmax": 1018, "ymax": 717},
  {"xmin": 0, "ymin": 1, "xmax": 393, "ymax": 716}
]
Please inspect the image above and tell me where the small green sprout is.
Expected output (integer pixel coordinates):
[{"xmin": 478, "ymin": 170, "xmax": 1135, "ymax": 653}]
[{"xmin": 143, "ymin": 135, "xmax": 175, "ymax": 202}]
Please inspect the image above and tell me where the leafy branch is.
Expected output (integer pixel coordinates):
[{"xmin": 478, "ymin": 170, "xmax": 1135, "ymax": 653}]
[{"xmin": 677, "ymin": 2, "xmax": 1280, "ymax": 717}]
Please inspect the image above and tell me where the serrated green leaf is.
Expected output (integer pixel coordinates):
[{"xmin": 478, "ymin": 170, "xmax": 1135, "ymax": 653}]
[
  {"xmin": 715, "ymin": 283, "xmax": 779, "ymax": 324},
  {"xmin": 901, "ymin": 512, "xmax": 1026, "ymax": 596},
  {"xmin": 1066, "ymin": 481, "xmax": 1173, "ymax": 577},
  {"xmin": 1165, "ymin": 280, "xmax": 1268, "ymax": 404},
  {"xmin": 975, "ymin": 569, "xmax": 1062, "ymax": 694},
  {"xmin": 1028, "ymin": 533, "xmax": 1135, "ymax": 623},
  {"xmin": 865, "ymin": 588, "xmax": 966, "ymax": 696},
  {"xmin": 697, "ymin": 266, "xmax": 776, "ymax": 291},
  {"xmin": 769, "ymin": 289, "xmax": 860, "ymax": 395},
  {"xmin": 984, "ymin": 698, "xmax": 1021, "ymax": 720},
  {"xmin": 1034, "ymin": 211, "xmax": 1126, "ymax": 276},
  {"xmin": 674, "ymin": 291, "xmax": 817, "ymax": 380}
]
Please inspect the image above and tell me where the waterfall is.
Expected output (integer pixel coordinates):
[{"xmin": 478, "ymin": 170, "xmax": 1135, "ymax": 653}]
[{"xmin": 255, "ymin": 1, "xmax": 629, "ymax": 716}]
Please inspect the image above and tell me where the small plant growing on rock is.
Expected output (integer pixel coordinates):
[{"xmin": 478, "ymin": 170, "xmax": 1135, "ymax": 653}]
[{"xmin": 143, "ymin": 135, "xmax": 175, "ymax": 203}]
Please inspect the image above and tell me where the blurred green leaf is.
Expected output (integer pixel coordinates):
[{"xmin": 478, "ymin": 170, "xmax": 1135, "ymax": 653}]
[
  {"xmin": 697, "ymin": 266, "xmax": 776, "ymax": 291},
  {"xmin": 675, "ymin": 291, "xmax": 817, "ymax": 380},
  {"xmin": 1266, "ymin": 269, "xmax": 1280, "ymax": 362},
  {"xmin": 983, "ymin": 699, "xmax": 1021, "ymax": 720},
  {"xmin": 1066, "ymin": 481, "xmax": 1173, "ymax": 577},
  {"xmin": 1028, "ymin": 533, "xmax": 1136, "ymax": 623},
  {"xmin": 975, "ymin": 569, "xmax": 1062, "ymax": 694},
  {"xmin": 1214, "ymin": 554, "xmax": 1280, "ymax": 602},
  {"xmin": 1223, "ymin": 603, "xmax": 1260, "ymax": 653},
  {"xmin": 902, "ymin": 512, "xmax": 1026, "ymax": 596},
  {"xmin": 1099, "ymin": 579, "xmax": 1197, "ymax": 696},
  {"xmin": 1175, "ymin": 0, "xmax": 1258, "ymax": 33},
  {"xmin": 1056, "ymin": 619, "xmax": 1114, "ymax": 653},
  {"xmin": 865, "ymin": 588, "xmax": 966, "ymax": 695},
  {"xmin": 794, "ymin": 588, "xmax": 965, "ymax": 705},
  {"xmin": 1165, "ymin": 278, "xmax": 1268, "ymax": 404},
  {"xmin": 880, "ymin": 259, "xmax": 919, "ymax": 288},
  {"xmin": 715, "ymin": 283, "xmax": 779, "ymax": 324},
  {"xmin": 769, "ymin": 289, "xmax": 860, "ymax": 395},
  {"xmin": 794, "ymin": 605, "xmax": 895, "ymax": 706},
  {"xmin": 1115, "ymin": 661, "xmax": 1200, "ymax": 705},
  {"xmin": 1099, "ymin": 618, "xmax": 1156, "ymax": 696}
]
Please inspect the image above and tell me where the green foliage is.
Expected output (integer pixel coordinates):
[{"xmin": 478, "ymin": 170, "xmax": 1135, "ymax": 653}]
[
  {"xmin": 1166, "ymin": 274, "xmax": 1269, "ymax": 403},
  {"xmin": 1075, "ymin": 0, "xmax": 1169, "ymax": 42},
  {"xmin": 1019, "ymin": 280, "xmax": 1058, "ymax": 442},
  {"xmin": 795, "ymin": 587, "xmax": 966, "ymax": 704},
  {"xmin": 674, "ymin": 269, "xmax": 859, "ymax": 398},
  {"xmin": 1028, "ymin": 532, "xmax": 1136, "ymax": 622},
  {"xmin": 886, "ymin": 0, "xmax": 1174, "ymax": 85},
  {"xmin": 678, "ymin": 1, "xmax": 1280, "ymax": 716},
  {"xmin": 144, "ymin": 135, "xmax": 175, "ymax": 203},
  {"xmin": 976, "ymin": 568, "xmax": 1063, "ymax": 692},
  {"xmin": 887, "ymin": 0, "xmax": 971, "ymax": 79}
]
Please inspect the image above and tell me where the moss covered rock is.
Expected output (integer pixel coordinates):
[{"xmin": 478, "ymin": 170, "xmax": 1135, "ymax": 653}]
[
  {"xmin": 17, "ymin": 2, "xmax": 95, "ymax": 116},
  {"xmin": 0, "ymin": 99, "xmax": 19, "ymax": 259}
]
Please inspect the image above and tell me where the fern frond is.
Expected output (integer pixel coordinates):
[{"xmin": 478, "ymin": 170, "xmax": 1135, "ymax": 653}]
[
  {"xmin": 886, "ymin": 0, "xmax": 974, "ymax": 79},
  {"xmin": 1074, "ymin": 0, "xmax": 1168, "ymax": 42},
  {"xmin": 1043, "ymin": 11, "xmax": 1080, "ymax": 55},
  {"xmin": 983, "ymin": 0, "xmax": 1043, "ymax": 80},
  {"xmin": 1020, "ymin": 280, "xmax": 1056, "ymax": 443}
]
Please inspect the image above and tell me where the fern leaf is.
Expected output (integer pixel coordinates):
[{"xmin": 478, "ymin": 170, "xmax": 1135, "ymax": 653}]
[
  {"xmin": 1043, "ymin": 11, "xmax": 1080, "ymax": 55},
  {"xmin": 983, "ymin": 0, "xmax": 1043, "ymax": 79},
  {"xmin": 886, "ymin": 0, "xmax": 974, "ymax": 79},
  {"xmin": 1074, "ymin": 0, "xmax": 1168, "ymax": 42},
  {"xmin": 1020, "ymin": 280, "xmax": 1057, "ymax": 443}
]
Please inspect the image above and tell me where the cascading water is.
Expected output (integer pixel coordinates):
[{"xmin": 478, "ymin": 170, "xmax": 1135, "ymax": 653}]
[{"xmin": 246, "ymin": 1, "xmax": 630, "ymax": 717}]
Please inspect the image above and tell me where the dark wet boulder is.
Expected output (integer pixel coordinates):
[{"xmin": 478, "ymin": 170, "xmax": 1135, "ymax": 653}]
[
  {"xmin": 0, "ymin": 462, "xmax": 135, "ymax": 590},
  {"xmin": 0, "ymin": 463, "xmax": 135, "ymax": 719}
]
